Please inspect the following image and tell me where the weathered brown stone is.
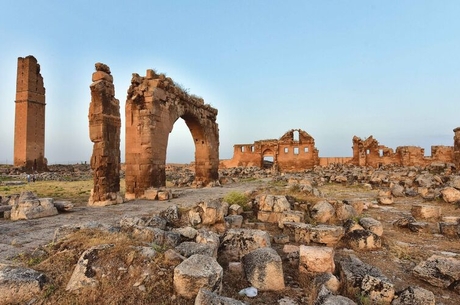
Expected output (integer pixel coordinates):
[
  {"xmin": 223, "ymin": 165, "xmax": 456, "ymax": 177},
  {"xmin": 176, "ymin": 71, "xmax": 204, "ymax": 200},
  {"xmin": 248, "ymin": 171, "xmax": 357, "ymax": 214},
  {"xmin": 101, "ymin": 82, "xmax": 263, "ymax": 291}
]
[
  {"xmin": 88, "ymin": 63, "xmax": 122, "ymax": 206},
  {"xmin": 221, "ymin": 129, "xmax": 320, "ymax": 172},
  {"xmin": 350, "ymin": 135, "xmax": 453, "ymax": 168},
  {"xmin": 14, "ymin": 55, "xmax": 47, "ymax": 171},
  {"xmin": 125, "ymin": 70, "xmax": 219, "ymax": 198}
]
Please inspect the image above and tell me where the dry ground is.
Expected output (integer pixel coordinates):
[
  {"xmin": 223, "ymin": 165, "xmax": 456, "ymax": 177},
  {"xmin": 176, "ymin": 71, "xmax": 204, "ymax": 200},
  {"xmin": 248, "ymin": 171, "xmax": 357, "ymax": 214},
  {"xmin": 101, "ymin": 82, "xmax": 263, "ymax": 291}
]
[{"xmin": 1, "ymin": 179, "xmax": 460, "ymax": 304}]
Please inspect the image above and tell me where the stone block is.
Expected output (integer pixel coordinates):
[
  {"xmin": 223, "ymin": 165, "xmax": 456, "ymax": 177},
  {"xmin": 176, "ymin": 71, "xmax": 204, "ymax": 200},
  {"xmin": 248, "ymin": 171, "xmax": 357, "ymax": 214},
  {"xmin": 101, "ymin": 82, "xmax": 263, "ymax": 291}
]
[
  {"xmin": 344, "ymin": 229, "xmax": 381, "ymax": 250},
  {"xmin": 242, "ymin": 247, "xmax": 285, "ymax": 291},
  {"xmin": 0, "ymin": 265, "xmax": 46, "ymax": 304},
  {"xmin": 413, "ymin": 255, "xmax": 460, "ymax": 288},
  {"xmin": 411, "ymin": 204, "xmax": 441, "ymax": 220},
  {"xmin": 220, "ymin": 229, "xmax": 271, "ymax": 261},
  {"xmin": 175, "ymin": 242, "xmax": 215, "ymax": 258},
  {"xmin": 310, "ymin": 225, "xmax": 344, "ymax": 246},
  {"xmin": 358, "ymin": 217, "xmax": 383, "ymax": 236},
  {"xmin": 173, "ymin": 254, "xmax": 223, "ymax": 299},
  {"xmin": 278, "ymin": 210, "xmax": 305, "ymax": 228},
  {"xmin": 257, "ymin": 194, "xmax": 290, "ymax": 212},
  {"xmin": 438, "ymin": 222, "xmax": 460, "ymax": 237},
  {"xmin": 310, "ymin": 201, "xmax": 335, "ymax": 223},
  {"xmin": 195, "ymin": 288, "xmax": 246, "ymax": 305},
  {"xmin": 225, "ymin": 215, "xmax": 243, "ymax": 229},
  {"xmin": 257, "ymin": 210, "xmax": 282, "ymax": 223},
  {"xmin": 441, "ymin": 187, "xmax": 460, "ymax": 203},
  {"xmin": 392, "ymin": 286, "xmax": 435, "ymax": 305},
  {"xmin": 299, "ymin": 245, "xmax": 335, "ymax": 274},
  {"xmin": 283, "ymin": 222, "xmax": 311, "ymax": 243}
]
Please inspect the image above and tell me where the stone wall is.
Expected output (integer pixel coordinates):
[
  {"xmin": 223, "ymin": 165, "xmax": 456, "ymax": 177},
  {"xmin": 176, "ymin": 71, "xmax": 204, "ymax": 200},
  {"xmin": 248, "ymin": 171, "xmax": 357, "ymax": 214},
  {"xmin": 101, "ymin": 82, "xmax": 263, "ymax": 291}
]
[
  {"xmin": 454, "ymin": 127, "xmax": 460, "ymax": 169},
  {"xmin": 125, "ymin": 69, "xmax": 219, "ymax": 199},
  {"xmin": 14, "ymin": 56, "xmax": 47, "ymax": 171},
  {"xmin": 350, "ymin": 135, "xmax": 454, "ymax": 168},
  {"xmin": 88, "ymin": 63, "xmax": 122, "ymax": 206},
  {"xmin": 221, "ymin": 129, "xmax": 320, "ymax": 172}
]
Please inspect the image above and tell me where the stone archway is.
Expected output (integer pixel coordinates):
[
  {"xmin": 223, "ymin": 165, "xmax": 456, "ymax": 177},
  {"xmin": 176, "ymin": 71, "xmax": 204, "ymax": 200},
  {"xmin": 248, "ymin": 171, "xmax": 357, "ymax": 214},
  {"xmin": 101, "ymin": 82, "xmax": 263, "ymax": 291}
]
[{"xmin": 125, "ymin": 69, "xmax": 219, "ymax": 199}]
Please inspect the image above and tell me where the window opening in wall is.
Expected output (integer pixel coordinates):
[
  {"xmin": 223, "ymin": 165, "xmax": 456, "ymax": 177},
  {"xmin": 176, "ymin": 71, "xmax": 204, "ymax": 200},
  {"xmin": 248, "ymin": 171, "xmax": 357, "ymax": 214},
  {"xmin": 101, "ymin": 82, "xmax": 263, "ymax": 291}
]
[
  {"xmin": 251, "ymin": 146, "xmax": 255, "ymax": 153},
  {"xmin": 293, "ymin": 130, "xmax": 299, "ymax": 142},
  {"xmin": 263, "ymin": 156, "xmax": 274, "ymax": 168},
  {"xmin": 284, "ymin": 147, "xmax": 289, "ymax": 153},
  {"xmin": 304, "ymin": 147, "xmax": 309, "ymax": 153},
  {"xmin": 241, "ymin": 146, "xmax": 245, "ymax": 152},
  {"xmin": 366, "ymin": 149, "xmax": 370, "ymax": 155},
  {"xmin": 294, "ymin": 147, "xmax": 299, "ymax": 155},
  {"xmin": 379, "ymin": 149, "xmax": 383, "ymax": 157}
]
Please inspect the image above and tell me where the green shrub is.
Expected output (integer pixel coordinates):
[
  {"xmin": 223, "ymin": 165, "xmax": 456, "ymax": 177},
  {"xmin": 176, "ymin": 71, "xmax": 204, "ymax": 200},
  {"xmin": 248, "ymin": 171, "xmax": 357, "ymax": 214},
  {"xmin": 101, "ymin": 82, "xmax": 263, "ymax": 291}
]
[{"xmin": 223, "ymin": 191, "xmax": 250, "ymax": 210}]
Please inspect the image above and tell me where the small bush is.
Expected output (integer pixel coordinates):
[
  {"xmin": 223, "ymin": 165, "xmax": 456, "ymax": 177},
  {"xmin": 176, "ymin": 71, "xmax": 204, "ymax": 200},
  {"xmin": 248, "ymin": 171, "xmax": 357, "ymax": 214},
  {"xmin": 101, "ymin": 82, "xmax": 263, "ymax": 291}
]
[{"xmin": 223, "ymin": 191, "xmax": 250, "ymax": 210}]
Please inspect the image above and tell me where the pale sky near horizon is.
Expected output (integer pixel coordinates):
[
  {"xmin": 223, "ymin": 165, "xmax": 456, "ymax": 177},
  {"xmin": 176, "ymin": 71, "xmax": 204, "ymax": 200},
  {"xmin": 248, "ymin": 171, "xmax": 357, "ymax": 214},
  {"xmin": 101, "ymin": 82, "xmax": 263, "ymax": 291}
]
[{"xmin": 1, "ymin": 1, "xmax": 459, "ymax": 164}]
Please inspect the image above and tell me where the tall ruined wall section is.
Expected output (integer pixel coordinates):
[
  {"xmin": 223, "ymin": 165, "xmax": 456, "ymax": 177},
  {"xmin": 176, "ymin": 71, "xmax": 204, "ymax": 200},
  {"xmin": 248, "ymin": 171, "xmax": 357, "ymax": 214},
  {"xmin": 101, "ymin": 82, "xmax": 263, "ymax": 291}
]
[
  {"xmin": 276, "ymin": 129, "xmax": 319, "ymax": 171},
  {"xmin": 14, "ymin": 55, "xmax": 47, "ymax": 171},
  {"xmin": 88, "ymin": 63, "xmax": 122, "ymax": 206},
  {"xmin": 125, "ymin": 69, "xmax": 219, "ymax": 199},
  {"xmin": 220, "ymin": 129, "xmax": 319, "ymax": 171},
  {"xmin": 454, "ymin": 127, "xmax": 460, "ymax": 170}
]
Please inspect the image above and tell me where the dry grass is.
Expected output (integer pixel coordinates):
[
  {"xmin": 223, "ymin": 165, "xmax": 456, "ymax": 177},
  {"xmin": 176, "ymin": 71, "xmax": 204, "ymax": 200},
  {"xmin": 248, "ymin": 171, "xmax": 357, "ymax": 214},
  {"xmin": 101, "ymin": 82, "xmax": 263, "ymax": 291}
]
[
  {"xmin": 16, "ymin": 228, "xmax": 191, "ymax": 305},
  {"xmin": 0, "ymin": 180, "xmax": 126, "ymax": 205}
]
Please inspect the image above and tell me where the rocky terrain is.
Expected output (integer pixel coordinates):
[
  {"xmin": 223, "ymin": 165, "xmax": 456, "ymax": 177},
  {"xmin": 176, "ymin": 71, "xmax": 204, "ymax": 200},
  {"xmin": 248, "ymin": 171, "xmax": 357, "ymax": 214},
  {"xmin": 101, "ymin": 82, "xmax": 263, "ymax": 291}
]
[{"xmin": 1, "ymin": 163, "xmax": 460, "ymax": 304}]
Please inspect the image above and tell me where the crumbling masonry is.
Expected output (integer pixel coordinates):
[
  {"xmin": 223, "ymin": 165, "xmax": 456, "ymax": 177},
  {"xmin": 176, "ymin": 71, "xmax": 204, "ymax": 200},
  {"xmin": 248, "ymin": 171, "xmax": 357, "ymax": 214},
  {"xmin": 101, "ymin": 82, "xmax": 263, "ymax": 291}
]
[
  {"xmin": 14, "ymin": 55, "xmax": 47, "ymax": 171},
  {"xmin": 125, "ymin": 69, "xmax": 219, "ymax": 199},
  {"xmin": 221, "ymin": 129, "xmax": 319, "ymax": 171},
  {"xmin": 88, "ymin": 63, "xmax": 122, "ymax": 206},
  {"xmin": 351, "ymin": 135, "xmax": 453, "ymax": 167}
]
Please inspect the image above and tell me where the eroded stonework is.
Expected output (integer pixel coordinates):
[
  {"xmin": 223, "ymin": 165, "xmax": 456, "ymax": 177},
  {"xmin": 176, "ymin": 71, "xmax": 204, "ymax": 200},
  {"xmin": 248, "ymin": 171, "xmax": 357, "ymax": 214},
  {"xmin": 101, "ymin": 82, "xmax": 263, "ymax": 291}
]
[
  {"xmin": 454, "ymin": 127, "xmax": 460, "ymax": 169},
  {"xmin": 221, "ymin": 129, "xmax": 319, "ymax": 172},
  {"xmin": 351, "ymin": 135, "xmax": 453, "ymax": 167},
  {"xmin": 88, "ymin": 63, "xmax": 122, "ymax": 206},
  {"xmin": 125, "ymin": 69, "xmax": 219, "ymax": 199},
  {"xmin": 14, "ymin": 55, "xmax": 47, "ymax": 171}
]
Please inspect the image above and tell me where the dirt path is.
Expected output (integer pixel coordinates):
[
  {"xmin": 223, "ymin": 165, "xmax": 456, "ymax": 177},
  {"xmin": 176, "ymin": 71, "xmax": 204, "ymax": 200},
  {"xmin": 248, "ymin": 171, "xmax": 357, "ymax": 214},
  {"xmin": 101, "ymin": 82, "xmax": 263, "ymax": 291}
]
[{"xmin": 0, "ymin": 182, "xmax": 262, "ymax": 264}]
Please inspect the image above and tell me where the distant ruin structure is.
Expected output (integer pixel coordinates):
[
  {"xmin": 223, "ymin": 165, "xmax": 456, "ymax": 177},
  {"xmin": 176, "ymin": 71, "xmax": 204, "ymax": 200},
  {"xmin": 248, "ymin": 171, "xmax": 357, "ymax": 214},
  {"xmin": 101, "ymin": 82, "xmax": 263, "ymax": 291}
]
[
  {"xmin": 221, "ymin": 129, "xmax": 320, "ymax": 172},
  {"xmin": 88, "ymin": 63, "xmax": 122, "ymax": 206},
  {"xmin": 350, "ymin": 135, "xmax": 453, "ymax": 167},
  {"xmin": 14, "ymin": 55, "xmax": 47, "ymax": 171},
  {"xmin": 125, "ymin": 69, "xmax": 219, "ymax": 199}
]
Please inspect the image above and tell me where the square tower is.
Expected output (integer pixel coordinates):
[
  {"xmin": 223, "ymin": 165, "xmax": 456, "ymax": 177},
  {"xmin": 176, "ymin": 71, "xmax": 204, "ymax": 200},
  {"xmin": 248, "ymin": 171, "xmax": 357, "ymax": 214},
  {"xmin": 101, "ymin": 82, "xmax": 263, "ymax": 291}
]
[{"xmin": 14, "ymin": 55, "xmax": 47, "ymax": 171}]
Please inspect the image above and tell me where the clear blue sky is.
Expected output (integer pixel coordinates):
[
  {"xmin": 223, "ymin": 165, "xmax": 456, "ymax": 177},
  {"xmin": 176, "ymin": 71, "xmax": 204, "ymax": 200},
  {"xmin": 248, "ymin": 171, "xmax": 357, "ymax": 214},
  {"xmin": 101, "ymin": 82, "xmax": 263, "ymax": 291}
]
[{"xmin": 1, "ymin": 1, "xmax": 459, "ymax": 164}]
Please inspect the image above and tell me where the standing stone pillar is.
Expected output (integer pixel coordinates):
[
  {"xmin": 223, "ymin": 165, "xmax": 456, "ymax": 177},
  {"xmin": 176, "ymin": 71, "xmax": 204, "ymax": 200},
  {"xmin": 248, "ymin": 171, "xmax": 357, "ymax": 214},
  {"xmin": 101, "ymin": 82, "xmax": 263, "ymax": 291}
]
[
  {"xmin": 88, "ymin": 63, "xmax": 122, "ymax": 206},
  {"xmin": 454, "ymin": 127, "xmax": 460, "ymax": 170}
]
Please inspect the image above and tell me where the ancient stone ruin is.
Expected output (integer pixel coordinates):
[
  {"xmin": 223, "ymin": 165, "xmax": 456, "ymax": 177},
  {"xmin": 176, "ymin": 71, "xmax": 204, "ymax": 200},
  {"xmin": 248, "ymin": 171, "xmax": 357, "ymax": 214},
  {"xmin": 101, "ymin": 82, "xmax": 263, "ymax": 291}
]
[
  {"xmin": 221, "ymin": 129, "xmax": 320, "ymax": 172},
  {"xmin": 125, "ymin": 69, "xmax": 219, "ymax": 199},
  {"xmin": 88, "ymin": 63, "xmax": 122, "ymax": 206},
  {"xmin": 14, "ymin": 55, "xmax": 47, "ymax": 172},
  {"xmin": 453, "ymin": 127, "xmax": 460, "ymax": 169},
  {"xmin": 351, "ymin": 135, "xmax": 453, "ymax": 167}
]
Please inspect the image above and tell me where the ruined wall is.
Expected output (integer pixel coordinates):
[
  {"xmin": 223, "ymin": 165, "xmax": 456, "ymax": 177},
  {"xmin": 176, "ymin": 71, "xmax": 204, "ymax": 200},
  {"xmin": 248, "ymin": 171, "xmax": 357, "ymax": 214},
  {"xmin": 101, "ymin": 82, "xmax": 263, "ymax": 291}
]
[
  {"xmin": 125, "ymin": 69, "xmax": 219, "ymax": 199},
  {"xmin": 351, "ymin": 135, "xmax": 453, "ymax": 167},
  {"xmin": 88, "ymin": 63, "xmax": 122, "ymax": 206},
  {"xmin": 454, "ymin": 127, "xmax": 460, "ymax": 169},
  {"xmin": 14, "ymin": 55, "xmax": 47, "ymax": 171},
  {"xmin": 221, "ymin": 129, "xmax": 320, "ymax": 171}
]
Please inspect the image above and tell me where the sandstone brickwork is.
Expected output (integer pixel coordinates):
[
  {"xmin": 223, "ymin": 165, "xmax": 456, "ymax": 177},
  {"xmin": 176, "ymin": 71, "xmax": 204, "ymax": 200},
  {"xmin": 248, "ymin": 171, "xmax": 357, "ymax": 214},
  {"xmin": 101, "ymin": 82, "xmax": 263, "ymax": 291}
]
[
  {"xmin": 351, "ymin": 135, "xmax": 453, "ymax": 168},
  {"xmin": 221, "ymin": 129, "xmax": 319, "ymax": 172},
  {"xmin": 454, "ymin": 127, "xmax": 460, "ymax": 170},
  {"xmin": 88, "ymin": 63, "xmax": 122, "ymax": 206},
  {"xmin": 14, "ymin": 55, "xmax": 47, "ymax": 171},
  {"xmin": 125, "ymin": 69, "xmax": 219, "ymax": 199}
]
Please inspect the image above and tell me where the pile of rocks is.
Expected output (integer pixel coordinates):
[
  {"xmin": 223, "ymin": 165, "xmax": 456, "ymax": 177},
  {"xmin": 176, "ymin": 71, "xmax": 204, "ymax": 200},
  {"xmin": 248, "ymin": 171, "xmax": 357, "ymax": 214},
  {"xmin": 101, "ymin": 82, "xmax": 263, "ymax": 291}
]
[{"xmin": 3, "ymin": 189, "xmax": 457, "ymax": 304}]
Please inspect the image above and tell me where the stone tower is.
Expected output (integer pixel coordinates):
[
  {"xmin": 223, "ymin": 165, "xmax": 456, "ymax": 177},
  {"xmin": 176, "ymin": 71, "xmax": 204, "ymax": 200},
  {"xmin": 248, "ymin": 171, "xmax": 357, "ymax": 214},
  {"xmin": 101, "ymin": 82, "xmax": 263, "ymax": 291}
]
[
  {"xmin": 453, "ymin": 127, "xmax": 460, "ymax": 170},
  {"xmin": 88, "ymin": 62, "xmax": 122, "ymax": 206},
  {"xmin": 14, "ymin": 55, "xmax": 47, "ymax": 171}
]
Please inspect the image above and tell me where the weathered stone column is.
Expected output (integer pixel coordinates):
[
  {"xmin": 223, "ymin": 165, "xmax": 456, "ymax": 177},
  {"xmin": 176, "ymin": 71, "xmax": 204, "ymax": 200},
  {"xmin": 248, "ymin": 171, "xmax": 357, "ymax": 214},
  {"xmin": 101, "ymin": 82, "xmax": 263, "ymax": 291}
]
[
  {"xmin": 454, "ymin": 127, "xmax": 460, "ymax": 170},
  {"xmin": 88, "ymin": 63, "xmax": 122, "ymax": 206}
]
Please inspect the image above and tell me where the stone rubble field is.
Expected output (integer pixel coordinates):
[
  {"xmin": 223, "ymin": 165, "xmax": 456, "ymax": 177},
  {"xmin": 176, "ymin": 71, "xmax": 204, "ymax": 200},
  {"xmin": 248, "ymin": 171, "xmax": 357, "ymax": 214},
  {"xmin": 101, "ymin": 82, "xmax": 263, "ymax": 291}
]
[{"xmin": 1, "ymin": 163, "xmax": 460, "ymax": 304}]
